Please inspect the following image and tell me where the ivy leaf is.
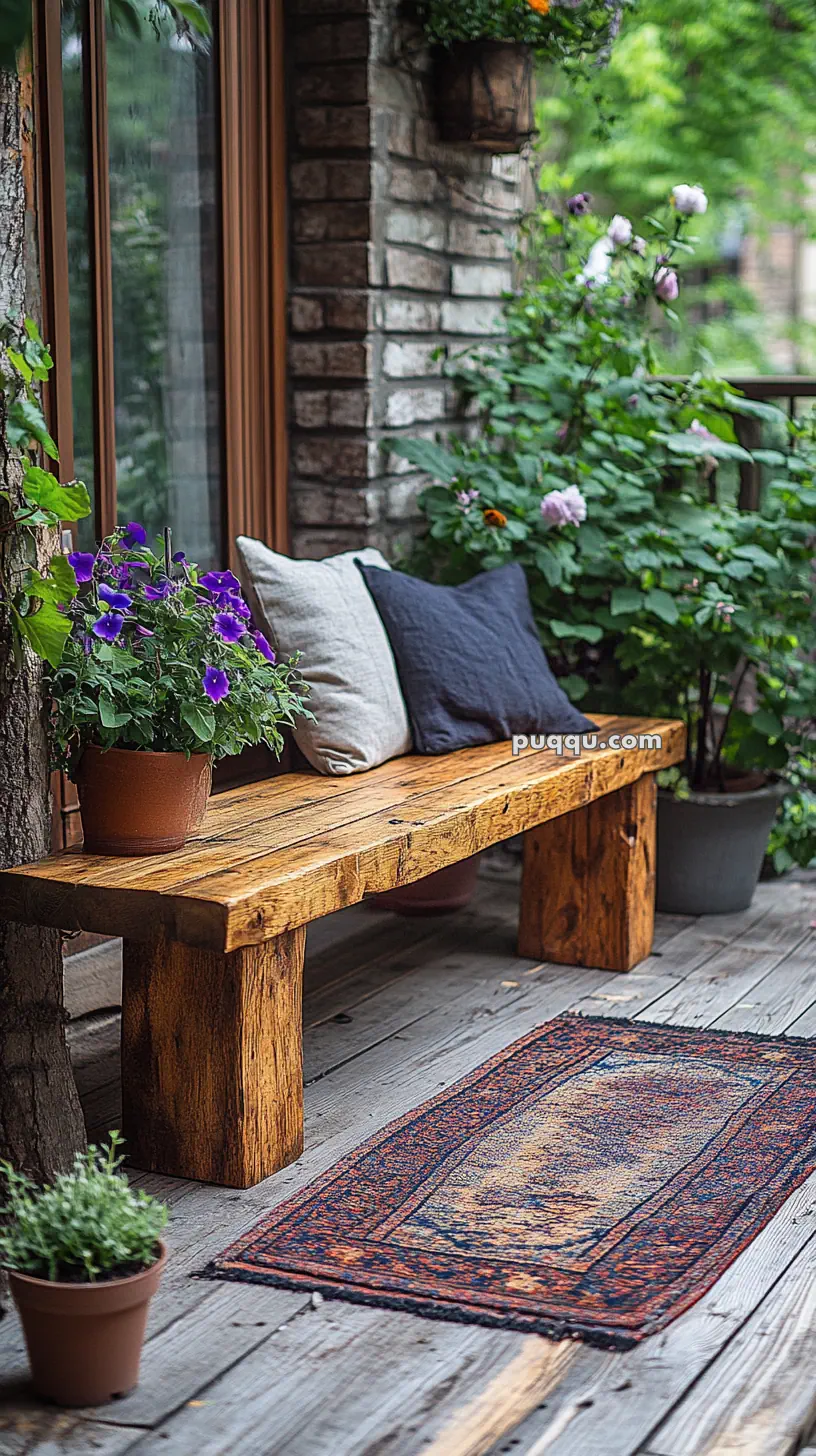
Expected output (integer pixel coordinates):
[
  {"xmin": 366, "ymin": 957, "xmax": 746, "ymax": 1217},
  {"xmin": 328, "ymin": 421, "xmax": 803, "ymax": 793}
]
[
  {"xmin": 181, "ymin": 702, "xmax": 216, "ymax": 742},
  {"xmin": 48, "ymin": 554, "xmax": 79, "ymax": 603},
  {"xmin": 7, "ymin": 348, "xmax": 31, "ymax": 384},
  {"xmin": 7, "ymin": 398, "xmax": 58, "ymax": 459},
  {"xmin": 645, "ymin": 588, "xmax": 679, "ymax": 625},
  {"xmin": 22, "ymin": 466, "xmax": 91, "ymax": 522},
  {"xmin": 13, "ymin": 601, "xmax": 71, "ymax": 668}
]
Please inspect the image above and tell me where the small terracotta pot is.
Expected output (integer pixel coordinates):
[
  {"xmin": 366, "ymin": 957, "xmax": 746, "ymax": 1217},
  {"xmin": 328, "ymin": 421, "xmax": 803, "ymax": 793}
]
[
  {"xmin": 373, "ymin": 855, "xmax": 481, "ymax": 916},
  {"xmin": 76, "ymin": 746, "xmax": 212, "ymax": 855},
  {"xmin": 9, "ymin": 1242, "xmax": 167, "ymax": 1407},
  {"xmin": 434, "ymin": 41, "xmax": 535, "ymax": 153}
]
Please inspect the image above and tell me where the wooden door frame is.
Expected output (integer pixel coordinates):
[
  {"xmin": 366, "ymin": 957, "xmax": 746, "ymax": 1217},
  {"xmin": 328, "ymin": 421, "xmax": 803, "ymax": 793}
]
[
  {"xmin": 219, "ymin": 0, "xmax": 290, "ymax": 559},
  {"xmin": 32, "ymin": 0, "xmax": 290, "ymax": 560}
]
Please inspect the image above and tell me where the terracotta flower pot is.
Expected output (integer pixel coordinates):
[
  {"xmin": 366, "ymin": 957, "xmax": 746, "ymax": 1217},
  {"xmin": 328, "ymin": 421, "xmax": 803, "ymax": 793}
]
[
  {"xmin": 9, "ymin": 1241, "xmax": 167, "ymax": 1407},
  {"xmin": 76, "ymin": 746, "xmax": 212, "ymax": 855},
  {"xmin": 434, "ymin": 41, "xmax": 535, "ymax": 153},
  {"xmin": 373, "ymin": 854, "xmax": 481, "ymax": 916}
]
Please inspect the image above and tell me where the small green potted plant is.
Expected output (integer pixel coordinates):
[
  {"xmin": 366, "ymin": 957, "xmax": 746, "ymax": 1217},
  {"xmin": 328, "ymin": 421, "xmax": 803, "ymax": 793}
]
[
  {"xmin": 0, "ymin": 1133, "xmax": 168, "ymax": 1407},
  {"xmin": 51, "ymin": 526, "xmax": 310, "ymax": 855},
  {"xmin": 419, "ymin": 0, "xmax": 618, "ymax": 152}
]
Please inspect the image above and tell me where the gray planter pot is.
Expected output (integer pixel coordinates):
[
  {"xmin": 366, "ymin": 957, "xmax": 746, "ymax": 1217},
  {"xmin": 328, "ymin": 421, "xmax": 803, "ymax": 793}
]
[{"xmin": 656, "ymin": 781, "xmax": 788, "ymax": 916}]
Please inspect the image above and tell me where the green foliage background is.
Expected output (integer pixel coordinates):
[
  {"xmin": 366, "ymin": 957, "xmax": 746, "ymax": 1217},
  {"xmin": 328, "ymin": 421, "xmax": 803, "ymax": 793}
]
[{"xmin": 535, "ymin": 0, "xmax": 816, "ymax": 373}]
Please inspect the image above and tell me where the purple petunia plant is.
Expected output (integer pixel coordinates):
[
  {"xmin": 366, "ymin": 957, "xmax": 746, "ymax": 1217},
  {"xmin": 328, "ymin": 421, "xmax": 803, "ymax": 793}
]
[{"xmin": 50, "ymin": 528, "xmax": 311, "ymax": 776}]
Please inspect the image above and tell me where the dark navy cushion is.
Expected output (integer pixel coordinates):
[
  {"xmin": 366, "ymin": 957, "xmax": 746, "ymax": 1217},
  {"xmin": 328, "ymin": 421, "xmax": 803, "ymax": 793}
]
[{"xmin": 357, "ymin": 562, "xmax": 595, "ymax": 755}]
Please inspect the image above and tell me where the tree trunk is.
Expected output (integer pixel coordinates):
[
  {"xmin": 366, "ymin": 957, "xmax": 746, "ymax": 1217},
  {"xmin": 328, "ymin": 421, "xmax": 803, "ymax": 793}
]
[{"xmin": 0, "ymin": 66, "xmax": 84, "ymax": 1178}]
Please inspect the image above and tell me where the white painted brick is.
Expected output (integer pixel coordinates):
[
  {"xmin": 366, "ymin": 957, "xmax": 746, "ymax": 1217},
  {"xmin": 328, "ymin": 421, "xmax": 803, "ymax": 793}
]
[
  {"xmin": 385, "ymin": 473, "xmax": 426, "ymax": 519},
  {"xmin": 386, "ymin": 247, "xmax": 447, "ymax": 292},
  {"xmin": 382, "ymin": 297, "xmax": 441, "ymax": 332},
  {"xmin": 449, "ymin": 217, "xmax": 514, "ymax": 260},
  {"xmin": 382, "ymin": 340, "xmax": 444, "ymax": 378},
  {"xmin": 385, "ymin": 209, "xmax": 447, "ymax": 251},
  {"xmin": 451, "ymin": 262, "xmax": 513, "ymax": 297},
  {"xmin": 385, "ymin": 386, "xmax": 446, "ymax": 427},
  {"xmin": 441, "ymin": 299, "xmax": 504, "ymax": 334}
]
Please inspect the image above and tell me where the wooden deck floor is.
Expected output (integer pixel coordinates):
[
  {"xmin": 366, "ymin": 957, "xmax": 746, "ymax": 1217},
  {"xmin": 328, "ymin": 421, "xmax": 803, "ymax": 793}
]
[{"xmin": 2, "ymin": 864, "xmax": 816, "ymax": 1456}]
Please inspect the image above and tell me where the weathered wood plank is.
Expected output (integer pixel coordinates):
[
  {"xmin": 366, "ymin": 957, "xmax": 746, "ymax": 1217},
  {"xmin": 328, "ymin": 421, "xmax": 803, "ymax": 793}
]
[
  {"xmin": 122, "ymin": 927, "xmax": 306, "ymax": 1187},
  {"xmin": 519, "ymin": 775, "xmax": 656, "ymax": 972},
  {"xmin": 422, "ymin": 1338, "xmax": 576, "ymax": 1456},
  {"xmin": 0, "ymin": 719, "xmax": 684, "ymax": 951},
  {"xmin": 649, "ymin": 1233, "xmax": 816, "ymax": 1456}
]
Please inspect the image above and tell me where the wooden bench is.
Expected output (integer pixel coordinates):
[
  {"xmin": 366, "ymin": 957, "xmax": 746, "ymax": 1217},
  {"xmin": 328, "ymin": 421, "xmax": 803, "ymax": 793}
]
[{"xmin": 0, "ymin": 714, "xmax": 684, "ymax": 1189}]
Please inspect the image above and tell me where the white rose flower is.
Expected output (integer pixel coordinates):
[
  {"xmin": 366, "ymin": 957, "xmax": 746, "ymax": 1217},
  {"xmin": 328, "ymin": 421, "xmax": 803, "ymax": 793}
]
[
  {"xmin": 607, "ymin": 214, "xmax": 633, "ymax": 246},
  {"xmin": 671, "ymin": 184, "xmax": 708, "ymax": 216},
  {"xmin": 576, "ymin": 235, "xmax": 613, "ymax": 286}
]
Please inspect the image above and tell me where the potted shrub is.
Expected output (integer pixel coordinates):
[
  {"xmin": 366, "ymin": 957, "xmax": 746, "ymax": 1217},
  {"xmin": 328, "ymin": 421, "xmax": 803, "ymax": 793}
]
[
  {"xmin": 51, "ymin": 526, "xmax": 310, "ymax": 854},
  {"xmin": 0, "ymin": 1133, "xmax": 168, "ymax": 1406},
  {"xmin": 419, "ymin": 0, "xmax": 617, "ymax": 152},
  {"xmin": 389, "ymin": 186, "xmax": 816, "ymax": 914}
]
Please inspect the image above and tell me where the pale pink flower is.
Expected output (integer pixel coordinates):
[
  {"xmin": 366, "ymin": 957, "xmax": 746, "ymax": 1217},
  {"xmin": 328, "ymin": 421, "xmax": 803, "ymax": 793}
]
[
  {"xmin": 671, "ymin": 184, "xmax": 708, "ymax": 216},
  {"xmin": 607, "ymin": 214, "xmax": 633, "ymax": 246},
  {"xmin": 540, "ymin": 485, "xmax": 587, "ymax": 528},
  {"xmin": 655, "ymin": 267, "xmax": 679, "ymax": 303}
]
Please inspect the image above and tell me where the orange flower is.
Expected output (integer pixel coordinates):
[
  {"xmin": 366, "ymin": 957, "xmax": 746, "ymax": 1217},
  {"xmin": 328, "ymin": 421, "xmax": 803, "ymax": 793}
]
[
  {"xmin": 483, "ymin": 508, "xmax": 508, "ymax": 528},
  {"xmin": 526, "ymin": 0, "xmax": 550, "ymax": 13}
]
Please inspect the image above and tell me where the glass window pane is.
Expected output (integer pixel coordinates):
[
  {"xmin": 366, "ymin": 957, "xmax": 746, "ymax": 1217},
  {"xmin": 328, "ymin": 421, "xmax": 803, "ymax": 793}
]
[{"xmin": 106, "ymin": 4, "xmax": 223, "ymax": 567}]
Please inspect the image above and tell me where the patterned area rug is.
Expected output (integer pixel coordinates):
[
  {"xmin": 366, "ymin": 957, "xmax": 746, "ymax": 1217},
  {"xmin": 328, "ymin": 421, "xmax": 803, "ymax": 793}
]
[{"xmin": 206, "ymin": 1015, "xmax": 816, "ymax": 1348}]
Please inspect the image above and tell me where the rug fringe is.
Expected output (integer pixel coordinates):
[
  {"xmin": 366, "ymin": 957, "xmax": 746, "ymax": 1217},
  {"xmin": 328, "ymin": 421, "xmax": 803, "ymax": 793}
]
[{"xmin": 197, "ymin": 1262, "xmax": 640, "ymax": 1352}]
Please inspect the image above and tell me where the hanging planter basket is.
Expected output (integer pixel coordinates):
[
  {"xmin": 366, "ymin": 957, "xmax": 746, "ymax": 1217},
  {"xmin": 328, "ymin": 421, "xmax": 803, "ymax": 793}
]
[{"xmin": 433, "ymin": 41, "xmax": 535, "ymax": 153}]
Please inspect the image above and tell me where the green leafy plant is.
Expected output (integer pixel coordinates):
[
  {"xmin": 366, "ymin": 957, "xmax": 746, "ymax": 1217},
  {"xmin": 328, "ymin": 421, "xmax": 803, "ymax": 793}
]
[
  {"xmin": 418, "ymin": 0, "xmax": 622, "ymax": 56},
  {"xmin": 49, "ymin": 527, "xmax": 310, "ymax": 775},
  {"xmin": 765, "ymin": 758, "xmax": 816, "ymax": 876},
  {"xmin": 0, "ymin": 316, "xmax": 92, "ymax": 668},
  {"xmin": 393, "ymin": 189, "xmax": 816, "ymax": 793},
  {"xmin": 0, "ymin": 1133, "xmax": 167, "ymax": 1283}
]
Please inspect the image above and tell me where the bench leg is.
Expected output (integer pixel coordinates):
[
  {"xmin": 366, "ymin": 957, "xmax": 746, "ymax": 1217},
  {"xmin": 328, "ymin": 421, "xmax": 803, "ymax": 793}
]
[
  {"xmin": 518, "ymin": 774, "xmax": 656, "ymax": 973},
  {"xmin": 121, "ymin": 927, "xmax": 305, "ymax": 1188}
]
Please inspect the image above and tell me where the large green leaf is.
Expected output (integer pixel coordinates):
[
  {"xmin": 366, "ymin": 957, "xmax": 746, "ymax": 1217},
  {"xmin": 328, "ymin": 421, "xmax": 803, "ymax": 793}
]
[
  {"xmin": 610, "ymin": 587, "xmax": 645, "ymax": 616},
  {"xmin": 13, "ymin": 601, "xmax": 71, "ymax": 668},
  {"xmin": 549, "ymin": 619, "xmax": 604, "ymax": 643},
  {"xmin": 181, "ymin": 702, "xmax": 216, "ymax": 742},
  {"xmin": 8, "ymin": 399, "xmax": 58, "ymax": 459},
  {"xmin": 664, "ymin": 432, "xmax": 752, "ymax": 463},
  {"xmin": 99, "ymin": 696, "xmax": 132, "ymax": 730},
  {"xmin": 645, "ymin": 588, "xmax": 679, "ymax": 624},
  {"xmin": 22, "ymin": 467, "xmax": 92, "ymax": 522}
]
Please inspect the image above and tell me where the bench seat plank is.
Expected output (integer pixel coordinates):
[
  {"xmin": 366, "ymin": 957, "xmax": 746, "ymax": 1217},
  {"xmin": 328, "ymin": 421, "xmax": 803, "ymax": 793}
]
[{"xmin": 0, "ymin": 716, "xmax": 683, "ymax": 953}]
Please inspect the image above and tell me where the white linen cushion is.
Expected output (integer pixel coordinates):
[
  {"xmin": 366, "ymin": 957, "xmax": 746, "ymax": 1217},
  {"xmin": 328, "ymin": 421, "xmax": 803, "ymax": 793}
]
[{"xmin": 236, "ymin": 537, "xmax": 412, "ymax": 775}]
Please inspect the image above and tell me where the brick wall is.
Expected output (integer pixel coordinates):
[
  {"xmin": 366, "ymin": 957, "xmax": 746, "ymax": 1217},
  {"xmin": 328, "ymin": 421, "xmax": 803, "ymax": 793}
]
[{"xmin": 286, "ymin": 0, "xmax": 525, "ymax": 558}]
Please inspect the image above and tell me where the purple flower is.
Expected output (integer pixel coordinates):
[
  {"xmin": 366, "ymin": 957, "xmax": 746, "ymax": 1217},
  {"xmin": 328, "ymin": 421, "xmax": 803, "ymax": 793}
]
[
  {"xmin": 213, "ymin": 611, "xmax": 246, "ymax": 644},
  {"xmin": 655, "ymin": 266, "xmax": 679, "ymax": 303},
  {"xmin": 251, "ymin": 631, "xmax": 276, "ymax": 664},
  {"xmin": 202, "ymin": 666, "xmax": 229, "ymax": 703},
  {"xmin": 82, "ymin": 633, "xmax": 93, "ymax": 656},
  {"xmin": 455, "ymin": 488, "xmax": 480, "ymax": 510},
  {"xmin": 91, "ymin": 611, "xmax": 124, "ymax": 643},
  {"xmin": 144, "ymin": 580, "xmax": 173, "ymax": 601},
  {"xmin": 172, "ymin": 551, "xmax": 186, "ymax": 563},
  {"xmin": 68, "ymin": 551, "xmax": 95, "ymax": 584},
  {"xmin": 540, "ymin": 485, "xmax": 587, "ymax": 528},
  {"xmin": 199, "ymin": 569, "xmax": 242, "ymax": 596},
  {"xmin": 98, "ymin": 582, "xmax": 133, "ymax": 611},
  {"xmin": 134, "ymin": 624, "xmax": 154, "ymax": 637},
  {"xmin": 122, "ymin": 522, "xmax": 147, "ymax": 548},
  {"xmin": 567, "ymin": 191, "xmax": 592, "ymax": 216}
]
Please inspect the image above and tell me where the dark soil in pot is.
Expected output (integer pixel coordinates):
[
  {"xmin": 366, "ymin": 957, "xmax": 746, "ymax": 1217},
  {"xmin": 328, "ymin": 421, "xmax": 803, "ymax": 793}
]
[
  {"xmin": 372, "ymin": 854, "xmax": 481, "ymax": 915},
  {"xmin": 9, "ymin": 1241, "xmax": 167, "ymax": 1407},
  {"xmin": 76, "ymin": 747, "xmax": 212, "ymax": 855},
  {"xmin": 657, "ymin": 778, "xmax": 788, "ymax": 916}
]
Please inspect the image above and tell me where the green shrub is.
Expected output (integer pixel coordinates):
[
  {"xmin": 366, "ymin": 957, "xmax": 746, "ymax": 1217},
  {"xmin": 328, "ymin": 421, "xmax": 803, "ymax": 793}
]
[
  {"xmin": 417, "ymin": 0, "xmax": 619, "ymax": 55},
  {"xmin": 393, "ymin": 190, "xmax": 816, "ymax": 792},
  {"xmin": 0, "ymin": 1133, "xmax": 168, "ymax": 1283}
]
